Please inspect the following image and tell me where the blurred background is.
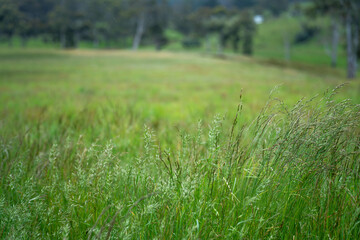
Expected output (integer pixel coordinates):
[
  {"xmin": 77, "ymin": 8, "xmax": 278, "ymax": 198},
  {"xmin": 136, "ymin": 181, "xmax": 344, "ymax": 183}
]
[{"xmin": 0, "ymin": 0, "xmax": 358, "ymax": 78}]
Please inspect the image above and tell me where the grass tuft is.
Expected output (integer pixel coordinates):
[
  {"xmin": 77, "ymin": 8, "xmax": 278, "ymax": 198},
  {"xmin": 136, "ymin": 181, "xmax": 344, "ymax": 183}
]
[{"xmin": 1, "ymin": 85, "xmax": 359, "ymax": 239}]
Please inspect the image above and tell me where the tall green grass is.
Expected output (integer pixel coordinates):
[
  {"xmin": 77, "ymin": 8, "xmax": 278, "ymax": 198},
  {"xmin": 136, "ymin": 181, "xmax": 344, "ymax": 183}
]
[{"xmin": 1, "ymin": 86, "xmax": 359, "ymax": 239}]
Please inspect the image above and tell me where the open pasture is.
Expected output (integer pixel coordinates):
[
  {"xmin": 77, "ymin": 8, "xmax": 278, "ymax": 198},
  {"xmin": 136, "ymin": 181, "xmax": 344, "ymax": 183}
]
[{"xmin": 0, "ymin": 49, "xmax": 359, "ymax": 239}]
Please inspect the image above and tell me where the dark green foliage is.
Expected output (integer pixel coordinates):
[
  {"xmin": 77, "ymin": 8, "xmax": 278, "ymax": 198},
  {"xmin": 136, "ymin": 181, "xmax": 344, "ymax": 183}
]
[
  {"xmin": 182, "ymin": 38, "xmax": 201, "ymax": 48},
  {"xmin": 149, "ymin": 24, "xmax": 168, "ymax": 50},
  {"xmin": 240, "ymin": 11, "xmax": 256, "ymax": 55},
  {"xmin": 187, "ymin": 7, "xmax": 213, "ymax": 38},
  {"xmin": 0, "ymin": 0, "xmax": 21, "ymax": 44},
  {"xmin": 187, "ymin": 7, "xmax": 256, "ymax": 55},
  {"xmin": 0, "ymin": 0, "xmax": 292, "ymax": 51},
  {"xmin": 294, "ymin": 23, "xmax": 319, "ymax": 44},
  {"xmin": 1, "ymin": 0, "xmax": 341, "ymax": 53},
  {"xmin": 198, "ymin": 0, "xmax": 219, "ymax": 8},
  {"xmin": 147, "ymin": 0, "xmax": 170, "ymax": 50},
  {"xmin": 256, "ymin": 0, "xmax": 289, "ymax": 16},
  {"xmin": 232, "ymin": 0, "xmax": 256, "ymax": 9},
  {"xmin": 17, "ymin": 0, "xmax": 55, "ymax": 38}
]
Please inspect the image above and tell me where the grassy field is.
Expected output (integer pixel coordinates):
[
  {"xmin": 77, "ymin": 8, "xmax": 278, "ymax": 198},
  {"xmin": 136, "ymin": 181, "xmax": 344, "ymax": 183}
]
[{"xmin": 0, "ymin": 49, "xmax": 359, "ymax": 239}]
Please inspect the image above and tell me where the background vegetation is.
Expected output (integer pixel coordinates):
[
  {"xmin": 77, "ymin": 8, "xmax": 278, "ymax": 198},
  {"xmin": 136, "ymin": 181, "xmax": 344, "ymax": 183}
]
[{"xmin": 0, "ymin": 0, "xmax": 359, "ymax": 77}]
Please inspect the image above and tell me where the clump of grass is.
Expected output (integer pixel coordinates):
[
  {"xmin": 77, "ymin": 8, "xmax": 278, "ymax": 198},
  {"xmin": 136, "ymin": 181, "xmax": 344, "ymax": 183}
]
[{"xmin": 0, "ymin": 87, "xmax": 359, "ymax": 239}]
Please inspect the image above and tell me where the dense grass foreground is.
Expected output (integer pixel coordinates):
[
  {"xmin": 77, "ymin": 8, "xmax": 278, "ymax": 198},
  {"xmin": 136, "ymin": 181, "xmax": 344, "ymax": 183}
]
[{"xmin": 0, "ymin": 86, "xmax": 359, "ymax": 239}]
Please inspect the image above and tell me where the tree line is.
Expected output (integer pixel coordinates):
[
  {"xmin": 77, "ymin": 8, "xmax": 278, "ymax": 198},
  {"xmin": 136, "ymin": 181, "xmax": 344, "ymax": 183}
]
[
  {"xmin": 0, "ymin": 0, "xmax": 303, "ymax": 49},
  {"xmin": 0, "ymin": 0, "xmax": 358, "ymax": 78}
]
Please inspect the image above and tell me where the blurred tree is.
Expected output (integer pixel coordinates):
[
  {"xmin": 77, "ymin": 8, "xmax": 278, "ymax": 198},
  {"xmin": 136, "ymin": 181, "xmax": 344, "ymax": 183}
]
[
  {"xmin": 204, "ymin": 6, "xmax": 229, "ymax": 54},
  {"xmin": 197, "ymin": 0, "xmax": 219, "ymax": 8},
  {"xmin": 256, "ymin": 0, "xmax": 289, "ymax": 16},
  {"xmin": 188, "ymin": 7, "xmax": 213, "ymax": 36},
  {"xmin": 16, "ymin": 0, "xmax": 55, "ymax": 47},
  {"xmin": 130, "ymin": 0, "xmax": 169, "ymax": 51},
  {"xmin": 130, "ymin": 0, "xmax": 151, "ymax": 51},
  {"xmin": 342, "ymin": 0, "xmax": 358, "ymax": 79},
  {"xmin": 0, "ymin": 0, "xmax": 317, "ymax": 54},
  {"xmin": 306, "ymin": 0, "xmax": 341, "ymax": 68},
  {"xmin": 232, "ymin": 0, "xmax": 256, "ymax": 9},
  {"xmin": 49, "ymin": 0, "xmax": 86, "ymax": 48},
  {"xmin": 224, "ymin": 15, "xmax": 242, "ymax": 52},
  {"xmin": 218, "ymin": 0, "xmax": 232, "ymax": 9},
  {"xmin": 97, "ymin": 0, "xmax": 128, "ymax": 48},
  {"xmin": 150, "ymin": 0, "xmax": 170, "ymax": 50},
  {"xmin": 132, "ymin": 11, "xmax": 145, "ymax": 50},
  {"xmin": 188, "ymin": 6, "xmax": 256, "ymax": 55},
  {"xmin": 86, "ymin": 0, "xmax": 107, "ymax": 48},
  {"xmin": 0, "ymin": 0, "xmax": 21, "ymax": 46},
  {"xmin": 309, "ymin": 0, "xmax": 359, "ymax": 78},
  {"xmin": 187, "ymin": 7, "xmax": 213, "ymax": 51},
  {"xmin": 170, "ymin": 0, "xmax": 194, "ymax": 35},
  {"xmin": 239, "ymin": 10, "xmax": 256, "ymax": 55}
]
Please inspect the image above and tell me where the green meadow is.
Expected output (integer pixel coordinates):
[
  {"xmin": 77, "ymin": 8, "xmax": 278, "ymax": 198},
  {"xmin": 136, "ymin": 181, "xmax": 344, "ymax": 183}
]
[{"xmin": 0, "ymin": 48, "xmax": 359, "ymax": 239}]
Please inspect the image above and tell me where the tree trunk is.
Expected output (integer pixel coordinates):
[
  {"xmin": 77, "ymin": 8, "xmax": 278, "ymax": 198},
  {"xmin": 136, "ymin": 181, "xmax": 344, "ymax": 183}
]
[
  {"xmin": 346, "ymin": 11, "xmax": 356, "ymax": 79},
  {"xmin": 132, "ymin": 12, "xmax": 145, "ymax": 51},
  {"xmin": 331, "ymin": 17, "xmax": 340, "ymax": 68}
]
